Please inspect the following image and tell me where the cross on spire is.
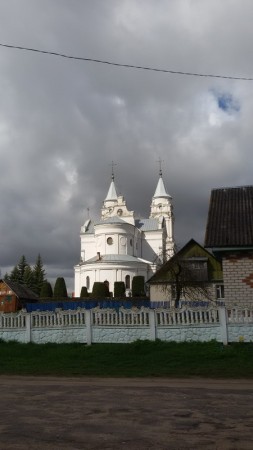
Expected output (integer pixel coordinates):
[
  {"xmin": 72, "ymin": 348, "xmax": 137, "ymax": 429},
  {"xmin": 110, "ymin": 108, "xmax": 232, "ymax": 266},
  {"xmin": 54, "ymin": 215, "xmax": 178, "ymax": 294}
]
[
  {"xmin": 110, "ymin": 161, "xmax": 117, "ymax": 180},
  {"xmin": 156, "ymin": 158, "xmax": 164, "ymax": 177}
]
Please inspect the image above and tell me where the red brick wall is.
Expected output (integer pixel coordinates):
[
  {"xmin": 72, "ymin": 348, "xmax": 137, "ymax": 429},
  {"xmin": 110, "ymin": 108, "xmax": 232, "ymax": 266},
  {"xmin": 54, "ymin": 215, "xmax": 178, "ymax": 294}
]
[{"xmin": 223, "ymin": 253, "xmax": 253, "ymax": 304}]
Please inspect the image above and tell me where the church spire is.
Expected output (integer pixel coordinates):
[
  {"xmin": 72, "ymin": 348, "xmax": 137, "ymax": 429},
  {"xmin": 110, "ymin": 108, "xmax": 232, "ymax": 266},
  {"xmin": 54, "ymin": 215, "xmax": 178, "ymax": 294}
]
[
  {"xmin": 153, "ymin": 174, "xmax": 171, "ymax": 199},
  {"xmin": 153, "ymin": 160, "xmax": 171, "ymax": 199},
  {"xmin": 104, "ymin": 161, "xmax": 118, "ymax": 201},
  {"xmin": 104, "ymin": 175, "xmax": 118, "ymax": 201},
  {"xmin": 101, "ymin": 162, "xmax": 135, "ymax": 223}
]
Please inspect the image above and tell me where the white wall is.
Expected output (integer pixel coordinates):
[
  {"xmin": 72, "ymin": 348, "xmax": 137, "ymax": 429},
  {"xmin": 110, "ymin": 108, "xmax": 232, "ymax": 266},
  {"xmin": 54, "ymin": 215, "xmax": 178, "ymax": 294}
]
[{"xmin": 2, "ymin": 306, "xmax": 253, "ymax": 344}]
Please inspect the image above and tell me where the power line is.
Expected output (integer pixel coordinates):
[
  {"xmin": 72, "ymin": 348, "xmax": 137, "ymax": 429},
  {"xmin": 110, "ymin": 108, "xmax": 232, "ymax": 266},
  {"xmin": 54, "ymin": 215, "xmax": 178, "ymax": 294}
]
[{"xmin": 0, "ymin": 42, "xmax": 253, "ymax": 81}]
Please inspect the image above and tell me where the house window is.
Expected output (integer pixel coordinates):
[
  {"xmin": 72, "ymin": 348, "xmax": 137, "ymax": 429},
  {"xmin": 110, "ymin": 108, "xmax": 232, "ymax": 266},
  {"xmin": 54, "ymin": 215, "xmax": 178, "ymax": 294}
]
[
  {"xmin": 86, "ymin": 276, "xmax": 90, "ymax": 290},
  {"xmin": 125, "ymin": 275, "xmax": 130, "ymax": 289},
  {"xmin": 216, "ymin": 284, "xmax": 224, "ymax": 299}
]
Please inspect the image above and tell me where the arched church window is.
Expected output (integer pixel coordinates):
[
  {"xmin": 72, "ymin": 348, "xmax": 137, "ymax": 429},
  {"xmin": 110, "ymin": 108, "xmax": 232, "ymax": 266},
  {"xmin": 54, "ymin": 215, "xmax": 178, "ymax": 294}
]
[
  {"xmin": 125, "ymin": 275, "xmax": 130, "ymax": 289},
  {"xmin": 86, "ymin": 276, "xmax": 90, "ymax": 290},
  {"xmin": 130, "ymin": 239, "xmax": 133, "ymax": 247},
  {"xmin": 107, "ymin": 237, "xmax": 113, "ymax": 245}
]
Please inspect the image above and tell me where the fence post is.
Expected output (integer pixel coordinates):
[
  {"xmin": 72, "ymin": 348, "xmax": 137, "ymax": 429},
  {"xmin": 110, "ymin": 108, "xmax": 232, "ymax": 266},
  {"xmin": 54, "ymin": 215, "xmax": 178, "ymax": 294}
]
[
  {"xmin": 218, "ymin": 307, "xmax": 228, "ymax": 345},
  {"xmin": 149, "ymin": 309, "xmax": 156, "ymax": 341},
  {"xmin": 85, "ymin": 309, "xmax": 92, "ymax": 345},
  {"xmin": 25, "ymin": 313, "xmax": 31, "ymax": 343}
]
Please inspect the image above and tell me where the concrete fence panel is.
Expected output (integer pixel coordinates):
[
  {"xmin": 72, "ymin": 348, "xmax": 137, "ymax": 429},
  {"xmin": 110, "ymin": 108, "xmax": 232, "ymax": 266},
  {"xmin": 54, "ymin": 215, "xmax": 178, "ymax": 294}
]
[{"xmin": 0, "ymin": 306, "xmax": 253, "ymax": 344}]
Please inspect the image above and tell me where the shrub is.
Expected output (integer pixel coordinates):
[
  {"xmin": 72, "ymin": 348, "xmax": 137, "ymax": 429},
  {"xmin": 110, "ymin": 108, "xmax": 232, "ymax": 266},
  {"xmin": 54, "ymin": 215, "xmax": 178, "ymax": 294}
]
[
  {"xmin": 80, "ymin": 286, "xmax": 89, "ymax": 298},
  {"xmin": 40, "ymin": 281, "xmax": 53, "ymax": 298},
  {"xmin": 132, "ymin": 276, "xmax": 145, "ymax": 297},
  {"xmin": 114, "ymin": 281, "xmax": 126, "ymax": 298},
  {"xmin": 92, "ymin": 282, "xmax": 110, "ymax": 298},
  {"xmin": 53, "ymin": 277, "xmax": 68, "ymax": 298}
]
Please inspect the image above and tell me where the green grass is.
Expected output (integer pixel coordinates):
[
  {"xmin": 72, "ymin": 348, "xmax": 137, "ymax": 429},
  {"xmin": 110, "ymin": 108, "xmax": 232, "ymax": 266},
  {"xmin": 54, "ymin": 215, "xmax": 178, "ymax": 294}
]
[{"xmin": 1, "ymin": 339, "xmax": 253, "ymax": 377}]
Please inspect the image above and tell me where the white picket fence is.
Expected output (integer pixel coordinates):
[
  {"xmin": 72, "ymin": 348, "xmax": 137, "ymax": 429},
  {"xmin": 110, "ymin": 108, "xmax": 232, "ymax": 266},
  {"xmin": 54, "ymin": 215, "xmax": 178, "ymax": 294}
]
[{"xmin": 0, "ymin": 306, "xmax": 252, "ymax": 344}]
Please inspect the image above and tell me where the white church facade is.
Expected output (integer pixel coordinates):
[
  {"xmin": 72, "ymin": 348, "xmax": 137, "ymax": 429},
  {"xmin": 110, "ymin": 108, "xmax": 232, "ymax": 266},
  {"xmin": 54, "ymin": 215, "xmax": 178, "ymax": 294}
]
[{"xmin": 74, "ymin": 169, "xmax": 175, "ymax": 296}]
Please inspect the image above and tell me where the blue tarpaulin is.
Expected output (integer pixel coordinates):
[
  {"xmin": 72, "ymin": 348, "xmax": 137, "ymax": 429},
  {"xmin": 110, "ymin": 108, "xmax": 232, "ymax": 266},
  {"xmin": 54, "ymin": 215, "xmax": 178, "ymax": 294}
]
[{"xmin": 25, "ymin": 299, "xmax": 152, "ymax": 312}]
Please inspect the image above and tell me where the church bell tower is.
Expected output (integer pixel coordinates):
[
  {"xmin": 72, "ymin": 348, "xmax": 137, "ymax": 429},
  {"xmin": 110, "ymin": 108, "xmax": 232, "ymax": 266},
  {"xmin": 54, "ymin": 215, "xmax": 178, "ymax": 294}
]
[{"xmin": 150, "ymin": 166, "xmax": 175, "ymax": 259}]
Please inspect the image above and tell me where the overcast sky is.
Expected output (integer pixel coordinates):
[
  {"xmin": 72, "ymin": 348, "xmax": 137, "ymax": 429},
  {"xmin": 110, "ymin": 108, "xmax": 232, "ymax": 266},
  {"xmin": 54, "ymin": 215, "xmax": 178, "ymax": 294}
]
[{"xmin": 0, "ymin": 1, "xmax": 252, "ymax": 291}]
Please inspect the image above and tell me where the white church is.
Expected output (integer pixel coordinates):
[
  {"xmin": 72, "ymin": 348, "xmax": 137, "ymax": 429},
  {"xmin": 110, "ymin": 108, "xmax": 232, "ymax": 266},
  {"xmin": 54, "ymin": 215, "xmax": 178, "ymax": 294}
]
[{"xmin": 74, "ymin": 168, "xmax": 175, "ymax": 296}]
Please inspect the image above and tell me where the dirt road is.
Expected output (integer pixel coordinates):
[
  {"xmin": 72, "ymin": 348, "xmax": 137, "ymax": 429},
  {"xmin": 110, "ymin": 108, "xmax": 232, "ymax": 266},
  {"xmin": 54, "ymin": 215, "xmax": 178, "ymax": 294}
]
[{"xmin": 0, "ymin": 376, "xmax": 252, "ymax": 449}]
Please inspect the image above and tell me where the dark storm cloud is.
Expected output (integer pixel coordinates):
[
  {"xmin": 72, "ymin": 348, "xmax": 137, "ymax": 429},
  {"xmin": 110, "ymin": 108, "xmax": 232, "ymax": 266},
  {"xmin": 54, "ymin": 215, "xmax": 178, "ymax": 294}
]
[{"xmin": 0, "ymin": 0, "xmax": 253, "ymax": 290}]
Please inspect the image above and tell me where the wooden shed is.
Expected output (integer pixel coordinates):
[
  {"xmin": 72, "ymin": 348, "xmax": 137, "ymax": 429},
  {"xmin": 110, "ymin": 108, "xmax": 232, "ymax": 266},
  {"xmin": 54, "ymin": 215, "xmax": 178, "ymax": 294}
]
[{"xmin": 0, "ymin": 280, "xmax": 38, "ymax": 313}]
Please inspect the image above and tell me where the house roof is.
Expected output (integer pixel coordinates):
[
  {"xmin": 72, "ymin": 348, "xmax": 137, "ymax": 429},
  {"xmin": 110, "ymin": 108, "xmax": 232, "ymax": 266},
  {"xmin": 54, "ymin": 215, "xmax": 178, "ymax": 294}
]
[
  {"xmin": 84, "ymin": 254, "xmax": 152, "ymax": 265},
  {"xmin": 135, "ymin": 218, "xmax": 159, "ymax": 231},
  {"xmin": 205, "ymin": 186, "xmax": 253, "ymax": 247},
  {"xmin": 81, "ymin": 220, "xmax": 95, "ymax": 234},
  {"xmin": 2, "ymin": 280, "xmax": 39, "ymax": 299},
  {"xmin": 147, "ymin": 239, "xmax": 222, "ymax": 284}
]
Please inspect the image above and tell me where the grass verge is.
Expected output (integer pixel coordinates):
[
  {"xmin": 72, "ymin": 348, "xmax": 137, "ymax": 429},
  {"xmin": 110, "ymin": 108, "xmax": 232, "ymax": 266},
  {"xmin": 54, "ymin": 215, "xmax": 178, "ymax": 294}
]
[{"xmin": 1, "ymin": 339, "xmax": 253, "ymax": 378}]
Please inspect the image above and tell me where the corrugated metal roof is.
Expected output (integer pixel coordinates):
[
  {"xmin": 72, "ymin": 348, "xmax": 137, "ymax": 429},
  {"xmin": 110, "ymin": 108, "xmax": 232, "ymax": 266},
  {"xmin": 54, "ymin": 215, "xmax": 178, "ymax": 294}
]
[
  {"xmin": 135, "ymin": 218, "xmax": 159, "ymax": 231},
  {"xmin": 205, "ymin": 186, "xmax": 253, "ymax": 247}
]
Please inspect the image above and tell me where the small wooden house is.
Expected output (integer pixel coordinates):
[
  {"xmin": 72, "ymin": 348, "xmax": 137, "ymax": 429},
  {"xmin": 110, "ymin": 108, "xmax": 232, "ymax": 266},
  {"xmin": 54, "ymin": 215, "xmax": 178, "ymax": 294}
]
[
  {"xmin": 147, "ymin": 239, "xmax": 223, "ymax": 304},
  {"xmin": 0, "ymin": 280, "xmax": 38, "ymax": 313}
]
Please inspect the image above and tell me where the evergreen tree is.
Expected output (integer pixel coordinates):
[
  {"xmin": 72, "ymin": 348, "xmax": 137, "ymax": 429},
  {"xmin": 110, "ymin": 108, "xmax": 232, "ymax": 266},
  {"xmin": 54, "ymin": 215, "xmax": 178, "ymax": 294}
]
[
  {"xmin": 9, "ymin": 265, "xmax": 20, "ymax": 283},
  {"xmin": 53, "ymin": 277, "xmax": 68, "ymax": 298},
  {"xmin": 40, "ymin": 281, "xmax": 53, "ymax": 298},
  {"xmin": 4, "ymin": 272, "xmax": 10, "ymax": 281},
  {"xmin": 23, "ymin": 265, "xmax": 35, "ymax": 290},
  {"xmin": 33, "ymin": 254, "xmax": 46, "ymax": 296},
  {"xmin": 17, "ymin": 255, "xmax": 29, "ymax": 284}
]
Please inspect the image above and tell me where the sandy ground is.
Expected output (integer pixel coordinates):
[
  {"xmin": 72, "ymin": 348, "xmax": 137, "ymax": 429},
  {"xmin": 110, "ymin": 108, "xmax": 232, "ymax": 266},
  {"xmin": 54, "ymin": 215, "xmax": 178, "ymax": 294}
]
[{"xmin": 0, "ymin": 376, "xmax": 253, "ymax": 450}]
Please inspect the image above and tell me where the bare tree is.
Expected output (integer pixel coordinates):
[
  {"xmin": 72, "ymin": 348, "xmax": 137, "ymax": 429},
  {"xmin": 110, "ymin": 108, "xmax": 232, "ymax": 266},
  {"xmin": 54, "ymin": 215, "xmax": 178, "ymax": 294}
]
[
  {"xmin": 155, "ymin": 253, "xmax": 213, "ymax": 307},
  {"xmin": 168, "ymin": 259, "xmax": 213, "ymax": 307}
]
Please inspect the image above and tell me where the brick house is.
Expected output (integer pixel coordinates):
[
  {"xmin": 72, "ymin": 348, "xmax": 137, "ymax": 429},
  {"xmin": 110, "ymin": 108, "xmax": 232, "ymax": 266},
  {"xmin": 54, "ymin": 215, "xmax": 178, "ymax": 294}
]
[
  {"xmin": 0, "ymin": 280, "xmax": 38, "ymax": 312},
  {"xmin": 205, "ymin": 186, "xmax": 253, "ymax": 305},
  {"xmin": 147, "ymin": 239, "xmax": 223, "ymax": 305}
]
